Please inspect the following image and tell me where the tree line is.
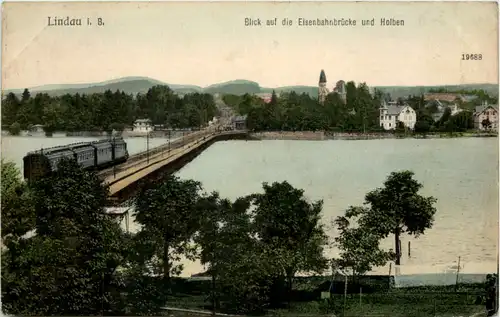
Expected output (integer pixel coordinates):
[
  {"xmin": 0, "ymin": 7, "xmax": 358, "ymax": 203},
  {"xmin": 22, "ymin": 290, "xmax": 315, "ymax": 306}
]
[
  {"xmin": 222, "ymin": 83, "xmax": 497, "ymax": 133},
  {"xmin": 2, "ymin": 156, "xmax": 458, "ymax": 316},
  {"xmin": 2, "ymin": 85, "xmax": 219, "ymax": 134}
]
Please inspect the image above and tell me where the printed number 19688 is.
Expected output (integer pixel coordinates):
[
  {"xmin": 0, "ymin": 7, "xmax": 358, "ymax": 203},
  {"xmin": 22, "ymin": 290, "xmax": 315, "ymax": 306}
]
[{"xmin": 462, "ymin": 54, "xmax": 482, "ymax": 61}]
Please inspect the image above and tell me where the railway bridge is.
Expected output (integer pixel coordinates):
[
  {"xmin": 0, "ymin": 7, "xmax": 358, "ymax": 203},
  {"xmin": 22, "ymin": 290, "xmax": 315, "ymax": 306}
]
[{"xmin": 100, "ymin": 128, "xmax": 250, "ymax": 207}]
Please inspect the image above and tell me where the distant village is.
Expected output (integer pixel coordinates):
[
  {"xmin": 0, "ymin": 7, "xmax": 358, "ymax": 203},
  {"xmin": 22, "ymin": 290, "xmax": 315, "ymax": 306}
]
[{"xmin": 251, "ymin": 70, "xmax": 499, "ymax": 133}]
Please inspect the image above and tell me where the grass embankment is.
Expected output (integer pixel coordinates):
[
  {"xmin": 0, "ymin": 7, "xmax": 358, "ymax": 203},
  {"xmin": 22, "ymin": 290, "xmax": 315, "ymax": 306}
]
[{"xmin": 165, "ymin": 278, "xmax": 488, "ymax": 317}]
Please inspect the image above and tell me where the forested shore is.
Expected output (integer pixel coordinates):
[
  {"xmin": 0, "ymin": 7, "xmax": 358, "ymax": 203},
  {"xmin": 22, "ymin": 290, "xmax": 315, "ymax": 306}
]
[{"xmin": 2, "ymin": 86, "xmax": 218, "ymax": 134}]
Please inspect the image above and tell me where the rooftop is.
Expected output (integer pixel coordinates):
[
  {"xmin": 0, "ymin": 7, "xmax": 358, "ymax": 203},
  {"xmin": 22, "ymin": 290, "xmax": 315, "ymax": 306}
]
[
  {"xmin": 474, "ymin": 104, "xmax": 499, "ymax": 114},
  {"xmin": 134, "ymin": 118, "xmax": 152, "ymax": 123},
  {"xmin": 424, "ymin": 93, "xmax": 465, "ymax": 103},
  {"xmin": 381, "ymin": 104, "xmax": 411, "ymax": 115}
]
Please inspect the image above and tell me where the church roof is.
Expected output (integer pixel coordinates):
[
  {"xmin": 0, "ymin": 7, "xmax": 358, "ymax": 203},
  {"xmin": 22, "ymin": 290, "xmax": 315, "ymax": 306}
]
[{"xmin": 319, "ymin": 70, "xmax": 327, "ymax": 84}]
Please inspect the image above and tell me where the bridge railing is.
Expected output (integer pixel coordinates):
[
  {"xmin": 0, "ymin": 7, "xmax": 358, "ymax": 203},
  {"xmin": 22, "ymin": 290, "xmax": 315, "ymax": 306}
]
[
  {"xmin": 129, "ymin": 129, "xmax": 211, "ymax": 161},
  {"xmin": 99, "ymin": 129, "xmax": 219, "ymax": 180}
]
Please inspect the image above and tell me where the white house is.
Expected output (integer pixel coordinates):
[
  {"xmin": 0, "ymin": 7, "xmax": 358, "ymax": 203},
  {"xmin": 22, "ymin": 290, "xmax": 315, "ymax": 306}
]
[
  {"xmin": 473, "ymin": 102, "xmax": 498, "ymax": 131},
  {"xmin": 133, "ymin": 119, "xmax": 153, "ymax": 133},
  {"xmin": 379, "ymin": 102, "xmax": 417, "ymax": 130}
]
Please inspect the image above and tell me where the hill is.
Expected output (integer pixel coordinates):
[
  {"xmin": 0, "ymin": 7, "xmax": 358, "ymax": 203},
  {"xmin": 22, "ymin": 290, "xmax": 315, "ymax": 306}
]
[
  {"xmin": 3, "ymin": 77, "xmax": 202, "ymax": 97},
  {"xmin": 3, "ymin": 77, "xmax": 497, "ymax": 99},
  {"xmin": 204, "ymin": 80, "xmax": 261, "ymax": 95}
]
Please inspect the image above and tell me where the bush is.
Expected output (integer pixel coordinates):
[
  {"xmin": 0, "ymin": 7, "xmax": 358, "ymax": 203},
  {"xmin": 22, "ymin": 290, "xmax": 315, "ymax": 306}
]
[{"xmin": 8, "ymin": 122, "xmax": 21, "ymax": 135}]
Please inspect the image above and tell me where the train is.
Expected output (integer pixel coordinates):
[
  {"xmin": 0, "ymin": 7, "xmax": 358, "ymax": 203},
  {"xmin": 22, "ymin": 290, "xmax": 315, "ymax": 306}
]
[{"xmin": 23, "ymin": 138, "xmax": 129, "ymax": 181}]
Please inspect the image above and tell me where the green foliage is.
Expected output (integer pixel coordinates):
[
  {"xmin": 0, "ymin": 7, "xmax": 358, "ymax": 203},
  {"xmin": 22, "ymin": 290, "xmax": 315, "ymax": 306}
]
[
  {"xmin": 1, "ymin": 92, "xmax": 22, "ymax": 126},
  {"xmin": 228, "ymin": 81, "xmax": 383, "ymax": 132},
  {"xmin": 485, "ymin": 273, "xmax": 498, "ymax": 316},
  {"xmin": 221, "ymin": 94, "xmax": 242, "ymax": 110},
  {"xmin": 190, "ymin": 182, "xmax": 329, "ymax": 314},
  {"xmin": 244, "ymin": 84, "xmax": 376, "ymax": 132},
  {"xmin": 395, "ymin": 121, "xmax": 406, "ymax": 133},
  {"xmin": 1, "ymin": 159, "xmax": 36, "ymax": 244},
  {"xmin": 333, "ymin": 207, "xmax": 395, "ymax": 276},
  {"xmin": 414, "ymin": 119, "xmax": 431, "ymax": 134},
  {"xmin": 8, "ymin": 122, "xmax": 21, "ymax": 135},
  {"xmin": 1, "ymin": 86, "xmax": 217, "ymax": 132},
  {"xmin": 217, "ymin": 241, "xmax": 276, "ymax": 315},
  {"xmin": 2, "ymin": 159, "xmax": 129, "ymax": 315},
  {"xmin": 133, "ymin": 175, "xmax": 203, "ymax": 287},
  {"xmin": 333, "ymin": 171, "xmax": 437, "ymax": 271},
  {"xmin": 352, "ymin": 171, "xmax": 437, "ymax": 265},
  {"xmin": 120, "ymin": 273, "xmax": 169, "ymax": 316},
  {"xmin": 445, "ymin": 111, "xmax": 474, "ymax": 132},
  {"xmin": 204, "ymin": 80, "xmax": 261, "ymax": 95},
  {"xmin": 435, "ymin": 107, "xmax": 452, "ymax": 129},
  {"xmin": 251, "ymin": 181, "xmax": 329, "ymax": 304}
]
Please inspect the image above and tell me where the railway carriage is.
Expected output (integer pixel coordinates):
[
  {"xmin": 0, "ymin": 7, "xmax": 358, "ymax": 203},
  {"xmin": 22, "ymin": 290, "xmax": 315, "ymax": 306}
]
[
  {"xmin": 23, "ymin": 137, "xmax": 129, "ymax": 181},
  {"xmin": 112, "ymin": 138, "xmax": 128, "ymax": 163},
  {"xmin": 46, "ymin": 149, "xmax": 76, "ymax": 171},
  {"xmin": 70, "ymin": 143, "xmax": 96, "ymax": 169},
  {"xmin": 91, "ymin": 140, "xmax": 114, "ymax": 166}
]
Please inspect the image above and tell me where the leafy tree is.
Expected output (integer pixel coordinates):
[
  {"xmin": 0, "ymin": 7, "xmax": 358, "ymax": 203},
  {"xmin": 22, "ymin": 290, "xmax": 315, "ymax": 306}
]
[
  {"xmin": 406, "ymin": 94, "xmax": 426, "ymax": 112},
  {"xmin": 194, "ymin": 192, "xmax": 231, "ymax": 312},
  {"xmin": 436, "ymin": 107, "xmax": 452, "ymax": 129},
  {"xmin": 251, "ymin": 181, "xmax": 329, "ymax": 303},
  {"xmin": 110, "ymin": 122, "xmax": 126, "ymax": 132},
  {"xmin": 414, "ymin": 112, "xmax": 434, "ymax": 134},
  {"xmin": 343, "ymin": 171, "xmax": 437, "ymax": 265},
  {"xmin": 222, "ymin": 94, "xmax": 242, "ymax": 110},
  {"xmin": 2, "ymin": 159, "xmax": 128, "ymax": 315},
  {"xmin": 270, "ymin": 90, "xmax": 278, "ymax": 106},
  {"xmin": 333, "ymin": 207, "xmax": 395, "ymax": 277},
  {"xmin": 414, "ymin": 120, "xmax": 431, "ymax": 134},
  {"xmin": 1, "ymin": 92, "xmax": 21, "ymax": 125},
  {"xmin": 448, "ymin": 111, "xmax": 473, "ymax": 131},
  {"xmin": 395, "ymin": 121, "xmax": 406, "ymax": 132},
  {"xmin": 216, "ymin": 238, "xmax": 275, "ymax": 314},
  {"xmin": 21, "ymin": 88, "xmax": 31, "ymax": 102},
  {"xmin": 133, "ymin": 175, "xmax": 203, "ymax": 290},
  {"xmin": 1, "ymin": 159, "xmax": 35, "ymax": 244},
  {"xmin": 195, "ymin": 193, "xmax": 274, "ymax": 314},
  {"xmin": 485, "ymin": 273, "xmax": 498, "ymax": 316},
  {"xmin": 8, "ymin": 122, "xmax": 21, "ymax": 135}
]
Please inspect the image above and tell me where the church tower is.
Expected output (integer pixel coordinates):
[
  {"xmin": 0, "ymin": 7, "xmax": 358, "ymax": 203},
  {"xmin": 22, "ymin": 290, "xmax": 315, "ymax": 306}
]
[{"xmin": 318, "ymin": 69, "xmax": 329, "ymax": 105}]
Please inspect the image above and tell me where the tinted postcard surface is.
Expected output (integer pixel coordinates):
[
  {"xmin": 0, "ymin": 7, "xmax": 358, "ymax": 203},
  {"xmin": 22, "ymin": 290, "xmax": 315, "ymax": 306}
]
[{"xmin": 1, "ymin": 2, "xmax": 499, "ymax": 316}]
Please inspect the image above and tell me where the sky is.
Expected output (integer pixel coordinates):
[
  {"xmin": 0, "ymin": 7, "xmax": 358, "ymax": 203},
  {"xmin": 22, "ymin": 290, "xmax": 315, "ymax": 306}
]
[{"xmin": 1, "ymin": 1, "xmax": 498, "ymax": 90}]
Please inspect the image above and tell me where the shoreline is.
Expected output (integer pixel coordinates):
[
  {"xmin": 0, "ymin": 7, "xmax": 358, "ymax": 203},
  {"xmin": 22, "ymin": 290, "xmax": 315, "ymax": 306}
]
[
  {"xmin": 3, "ymin": 130, "xmax": 498, "ymax": 141},
  {"xmin": 249, "ymin": 131, "xmax": 499, "ymax": 141}
]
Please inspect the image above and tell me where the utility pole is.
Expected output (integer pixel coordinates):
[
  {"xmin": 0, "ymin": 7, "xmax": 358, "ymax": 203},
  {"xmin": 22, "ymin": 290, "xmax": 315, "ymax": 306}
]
[
  {"xmin": 113, "ymin": 136, "xmax": 116, "ymax": 178},
  {"xmin": 168, "ymin": 129, "xmax": 171, "ymax": 153},
  {"xmin": 146, "ymin": 131, "xmax": 150, "ymax": 164}
]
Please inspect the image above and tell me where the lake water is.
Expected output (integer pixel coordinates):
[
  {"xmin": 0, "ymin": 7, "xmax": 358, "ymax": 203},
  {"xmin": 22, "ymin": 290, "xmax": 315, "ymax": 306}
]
[
  {"xmin": 176, "ymin": 138, "xmax": 499, "ymax": 276},
  {"xmin": 1, "ymin": 136, "xmax": 499, "ymax": 277}
]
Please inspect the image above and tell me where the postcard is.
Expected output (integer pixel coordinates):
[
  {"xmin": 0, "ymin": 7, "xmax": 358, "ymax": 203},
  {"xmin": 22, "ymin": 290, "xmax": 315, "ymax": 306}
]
[{"xmin": 1, "ymin": 1, "xmax": 499, "ymax": 316}]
